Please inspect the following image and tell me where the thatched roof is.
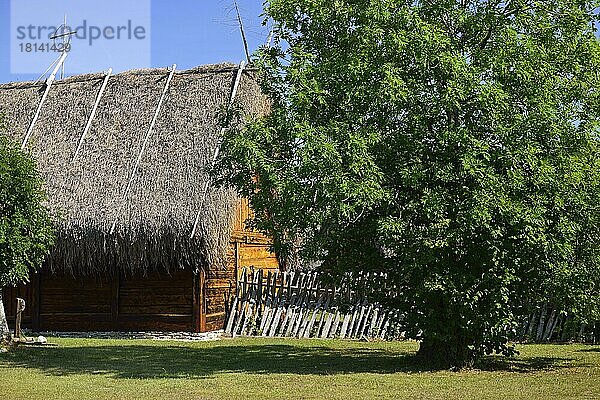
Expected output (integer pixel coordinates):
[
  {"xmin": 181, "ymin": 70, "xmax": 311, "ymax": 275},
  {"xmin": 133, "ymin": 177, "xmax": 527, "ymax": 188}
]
[{"xmin": 0, "ymin": 63, "xmax": 268, "ymax": 276}]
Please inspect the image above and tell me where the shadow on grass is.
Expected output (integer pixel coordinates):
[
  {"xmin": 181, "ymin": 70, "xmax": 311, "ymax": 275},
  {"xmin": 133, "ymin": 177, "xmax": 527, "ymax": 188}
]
[
  {"xmin": 578, "ymin": 348, "xmax": 600, "ymax": 353},
  {"xmin": 0, "ymin": 342, "xmax": 574, "ymax": 379},
  {"xmin": 475, "ymin": 355, "xmax": 574, "ymax": 372}
]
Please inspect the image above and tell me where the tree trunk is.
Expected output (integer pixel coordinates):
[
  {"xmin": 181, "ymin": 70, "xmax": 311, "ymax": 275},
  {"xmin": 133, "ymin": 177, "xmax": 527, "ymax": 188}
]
[
  {"xmin": 0, "ymin": 290, "xmax": 10, "ymax": 342},
  {"xmin": 417, "ymin": 337, "xmax": 474, "ymax": 369}
]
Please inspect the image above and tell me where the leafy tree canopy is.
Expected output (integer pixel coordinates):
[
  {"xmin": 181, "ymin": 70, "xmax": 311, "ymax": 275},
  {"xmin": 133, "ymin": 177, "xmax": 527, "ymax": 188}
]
[
  {"xmin": 0, "ymin": 124, "xmax": 54, "ymax": 338},
  {"xmin": 214, "ymin": 0, "xmax": 600, "ymax": 367}
]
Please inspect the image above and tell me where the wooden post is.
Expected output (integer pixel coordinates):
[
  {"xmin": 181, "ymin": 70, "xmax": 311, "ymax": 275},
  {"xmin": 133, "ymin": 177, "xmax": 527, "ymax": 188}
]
[
  {"xmin": 32, "ymin": 272, "xmax": 41, "ymax": 332},
  {"xmin": 15, "ymin": 298, "xmax": 25, "ymax": 339},
  {"xmin": 234, "ymin": 241, "xmax": 240, "ymax": 292},
  {"xmin": 200, "ymin": 269, "xmax": 206, "ymax": 332},
  {"xmin": 193, "ymin": 269, "xmax": 203, "ymax": 333},
  {"xmin": 111, "ymin": 271, "xmax": 120, "ymax": 331},
  {"xmin": 242, "ymin": 269, "xmax": 248, "ymax": 299}
]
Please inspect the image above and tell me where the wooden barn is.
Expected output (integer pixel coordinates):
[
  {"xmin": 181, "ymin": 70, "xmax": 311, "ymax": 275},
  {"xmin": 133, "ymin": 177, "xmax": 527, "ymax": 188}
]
[{"xmin": 0, "ymin": 63, "xmax": 279, "ymax": 333}]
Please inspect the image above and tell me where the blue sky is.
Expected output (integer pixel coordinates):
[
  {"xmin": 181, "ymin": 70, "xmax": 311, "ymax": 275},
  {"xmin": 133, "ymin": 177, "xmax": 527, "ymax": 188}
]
[{"xmin": 0, "ymin": 0, "xmax": 268, "ymax": 83}]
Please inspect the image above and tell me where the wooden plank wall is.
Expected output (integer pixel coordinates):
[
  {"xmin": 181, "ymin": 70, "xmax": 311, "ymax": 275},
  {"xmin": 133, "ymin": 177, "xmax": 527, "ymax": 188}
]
[
  {"xmin": 118, "ymin": 269, "xmax": 194, "ymax": 332},
  {"xmin": 204, "ymin": 199, "xmax": 280, "ymax": 332},
  {"xmin": 230, "ymin": 198, "xmax": 279, "ymax": 274},
  {"xmin": 39, "ymin": 273, "xmax": 112, "ymax": 331},
  {"xmin": 2, "ymin": 269, "xmax": 195, "ymax": 332},
  {"xmin": 204, "ymin": 246, "xmax": 236, "ymax": 332}
]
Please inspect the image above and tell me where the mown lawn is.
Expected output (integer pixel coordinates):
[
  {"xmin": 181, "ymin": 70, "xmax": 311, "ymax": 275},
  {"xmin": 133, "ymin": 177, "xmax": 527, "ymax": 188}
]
[{"xmin": 0, "ymin": 337, "xmax": 598, "ymax": 400}]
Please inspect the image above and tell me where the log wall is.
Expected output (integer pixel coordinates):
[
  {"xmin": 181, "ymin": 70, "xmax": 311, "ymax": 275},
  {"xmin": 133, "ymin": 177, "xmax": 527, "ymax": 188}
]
[{"xmin": 2, "ymin": 269, "xmax": 196, "ymax": 332}]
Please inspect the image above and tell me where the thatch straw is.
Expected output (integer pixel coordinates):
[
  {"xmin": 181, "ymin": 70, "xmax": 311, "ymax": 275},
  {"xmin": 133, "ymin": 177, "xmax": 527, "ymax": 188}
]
[{"xmin": 0, "ymin": 63, "xmax": 268, "ymax": 277}]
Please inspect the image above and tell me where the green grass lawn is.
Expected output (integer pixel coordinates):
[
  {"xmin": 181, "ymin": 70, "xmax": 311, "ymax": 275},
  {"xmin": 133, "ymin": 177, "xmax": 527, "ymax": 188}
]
[{"xmin": 0, "ymin": 337, "xmax": 598, "ymax": 400}]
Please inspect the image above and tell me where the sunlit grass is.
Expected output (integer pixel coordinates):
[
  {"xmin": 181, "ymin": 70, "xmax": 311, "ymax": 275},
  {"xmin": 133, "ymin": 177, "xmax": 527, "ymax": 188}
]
[{"xmin": 0, "ymin": 337, "xmax": 598, "ymax": 399}]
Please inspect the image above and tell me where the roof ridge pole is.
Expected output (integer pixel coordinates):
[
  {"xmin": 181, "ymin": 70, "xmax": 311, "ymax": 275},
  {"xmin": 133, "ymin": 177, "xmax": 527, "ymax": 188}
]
[
  {"xmin": 35, "ymin": 53, "xmax": 62, "ymax": 84},
  {"xmin": 21, "ymin": 51, "xmax": 68, "ymax": 150},
  {"xmin": 234, "ymin": 0, "xmax": 251, "ymax": 64},
  {"xmin": 109, "ymin": 64, "xmax": 177, "ymax": 234},
  {"xmin": 72, "ymin": 68, "xmax": 113, "ymax": 162},
  {"xmin": 190, "ymin": 60, "xmax": 246, "ymax": 239}
]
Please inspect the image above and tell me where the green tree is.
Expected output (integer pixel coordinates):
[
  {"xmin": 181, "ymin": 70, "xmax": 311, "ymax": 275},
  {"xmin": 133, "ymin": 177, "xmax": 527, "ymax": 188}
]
[
  {"xmin": 0, "ymin": 126, "xmax": 54, "ymax": 340},
  {"xmin": 214, "ymin": 0, "xmax": 600, "ymax": 367}
]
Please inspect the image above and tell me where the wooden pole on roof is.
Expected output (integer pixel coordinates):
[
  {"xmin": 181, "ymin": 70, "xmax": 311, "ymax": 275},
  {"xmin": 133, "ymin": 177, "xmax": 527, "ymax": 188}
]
[
  {"xmin": 22, "ymin": 51, "xmax": 68, "ymax": 150},
  {"xmin": 110, "ymin": 64, "xmax": 177, "ymax": 234},
  {"xmin": 72, "ymin": 68, "xmax": 113, "ymax": 162},
  {"xmin": 234, "ymin": 0, "xmax": 251, "ymax": 64},
  {"xmin": 190, "ymin": 60, "xmax": 246, "ymax": 239}
]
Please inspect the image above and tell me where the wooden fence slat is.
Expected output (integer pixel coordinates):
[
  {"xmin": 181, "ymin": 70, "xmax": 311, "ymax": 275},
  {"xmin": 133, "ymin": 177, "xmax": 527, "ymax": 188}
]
[
  {"xmin": 316, "ymin": 297, "xmax": 331, "ymax": 337},
  {"xmin": 347, "ymin": 305, "xmax": 361, "ymax": 339},
  {"xmin": 360, "ymin": 305, "xmax": 374, "ymax": 338},
  {"xmin": 242, "ymin": 268, "xmax": 248, "ymax": 298},
  {"xmin": 262, "ymin": 295, "xmax": 279, "ymax": 336},
  {"xmin": 269, "ymin": 294, "xmax": 286, "ymax": 337},
  {"xmin": 286, "ymin": 272, "xmax": 294, "ymax": 299},
  {"xmin": 257, "ymin": 269, "xmax": 263, "ymax": 311},
  {"xmin": 225, "ymin": 296, "xmax": 238, "ymax": 335},
  {"xmin": 270, "ymin": 277, "xmax": 287, "ymax": 336},
  {"xmin": 279, "ymin": 287, "xmax": 299, "ymax": 336},
  {"xmin": 380, "ymin": 311, "xmax": 391, "ymax": 340},
  {"xmin": 259, "ymin": 296, "xmax": 273, "ymax": 334},
  {"xmin": 320, "ymin": 311, "xmax": 334, "ymax": 338},
  {"xmin": 293, "ymin": 309, "xmax": 307, "ymax": 338},
  {"xmin": 265, "ymin": 271, "xmax": 272, "ymax": 304},
  {"xmin": 330, "ymin": 310, "xmax": 342, "ymax": 338},
  {"xmin": 234, "ymin": 300, "xmax": 248, "ymax": 336},
  {"xmin": 340, "ymin": 308, "xmax": 353, "ymax": 339},
  {"xmin": 280, "ymin": 272, "xmax": 286, "ymax": 299},
  {"xmin": 226, "ymin": 269, "xmax": 404, "ymax": 340},
  {"xmin": 240, "ymin": 302, "xmax": 252, "ymax": 335},
  {"xmin": 278, "ymin": 303, "xmax": 293, "ymax": 337},
  {"xmin": 376, "ymin": 309, "xmax": 387, "ymax": 334},
  {"xmin": 302, "ymin": 293, "xmax": 325, "ymax": 338},
  {"xmin": 286, "ymin": 290, "xmax": 306, "ymax": 337},
  {"xmin": 354, "ymin": 305, "xmax": 366, "ymax": 339},
  {"xmin": 369, "ymin": 306, "xmax": 379, "ymax": 337},
  {"xmin": 293, "ymin": 291, "xmax": 311, "ymax": 338},
  {"xmin": 284, "ymin": 309, "xmax": 297, "ymax": 337},
  {"xmin": 287, "ymin": 273, "xmax": 308, "ymax": 336},
  {"xmin": 271, "ymin": 271, "xmax": 278, "ymax": 300}
]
